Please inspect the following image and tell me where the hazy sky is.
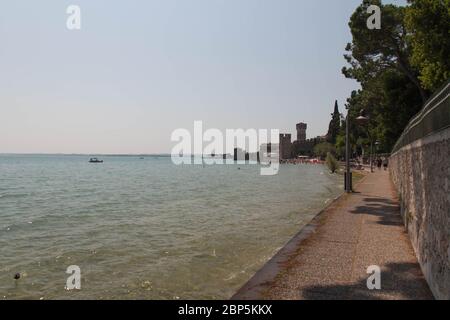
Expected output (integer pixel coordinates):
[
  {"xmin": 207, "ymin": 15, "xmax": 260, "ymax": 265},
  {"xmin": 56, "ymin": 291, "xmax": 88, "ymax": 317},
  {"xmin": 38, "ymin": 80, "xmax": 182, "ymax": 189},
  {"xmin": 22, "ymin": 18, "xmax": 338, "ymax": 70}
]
[{"xmin": 0, "ymin": 0, "xmax": 405, "ymax": 154}]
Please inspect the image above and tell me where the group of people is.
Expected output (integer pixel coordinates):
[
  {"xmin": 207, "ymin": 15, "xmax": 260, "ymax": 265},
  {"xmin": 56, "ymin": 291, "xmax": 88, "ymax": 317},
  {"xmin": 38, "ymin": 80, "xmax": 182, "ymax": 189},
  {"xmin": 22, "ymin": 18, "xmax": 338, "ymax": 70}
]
[{"xmin": 376, "ymin": 157, "xmax": 389, "ymax": 171}]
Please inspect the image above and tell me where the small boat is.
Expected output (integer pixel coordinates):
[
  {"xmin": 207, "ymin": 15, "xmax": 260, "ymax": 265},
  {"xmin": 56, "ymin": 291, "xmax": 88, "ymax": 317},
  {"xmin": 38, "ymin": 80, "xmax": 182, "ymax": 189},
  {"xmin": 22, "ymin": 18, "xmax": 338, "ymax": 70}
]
[{"xmin": 89, "ymin": 158, "xmax": 103, "ymax": 163}]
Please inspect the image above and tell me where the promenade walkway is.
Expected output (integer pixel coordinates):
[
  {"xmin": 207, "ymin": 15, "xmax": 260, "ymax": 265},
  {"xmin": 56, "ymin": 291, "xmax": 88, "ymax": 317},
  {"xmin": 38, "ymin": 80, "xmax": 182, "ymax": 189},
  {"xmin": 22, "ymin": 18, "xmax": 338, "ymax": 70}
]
[{"xmin": 233, "ymin": 170, "xmax": 434, "ymax": 300}]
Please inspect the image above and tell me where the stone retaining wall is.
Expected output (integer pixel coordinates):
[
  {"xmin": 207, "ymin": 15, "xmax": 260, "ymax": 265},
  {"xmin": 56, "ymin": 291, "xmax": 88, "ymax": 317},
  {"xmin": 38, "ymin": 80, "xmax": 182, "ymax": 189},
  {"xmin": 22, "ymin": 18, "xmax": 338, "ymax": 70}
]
[{"xmin": 389, "ymin": 127, "xmax": 450, "ymax": 300}]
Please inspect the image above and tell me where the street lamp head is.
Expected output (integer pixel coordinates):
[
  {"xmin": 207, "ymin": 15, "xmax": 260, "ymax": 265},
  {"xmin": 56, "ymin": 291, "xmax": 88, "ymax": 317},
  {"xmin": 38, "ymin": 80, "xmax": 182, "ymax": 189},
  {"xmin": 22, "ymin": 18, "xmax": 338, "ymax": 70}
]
[{"xmin": 356, "ymin": 109, "xmax": 369, "ymax": 126}]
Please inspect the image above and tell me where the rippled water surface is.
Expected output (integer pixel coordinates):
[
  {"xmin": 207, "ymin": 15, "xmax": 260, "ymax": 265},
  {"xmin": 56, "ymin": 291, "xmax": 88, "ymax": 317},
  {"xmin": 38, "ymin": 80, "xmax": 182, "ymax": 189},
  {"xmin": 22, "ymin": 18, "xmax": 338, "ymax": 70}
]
[{"xmin": 0, "ymin": 155, "xmax": 342, "ymax": 299}]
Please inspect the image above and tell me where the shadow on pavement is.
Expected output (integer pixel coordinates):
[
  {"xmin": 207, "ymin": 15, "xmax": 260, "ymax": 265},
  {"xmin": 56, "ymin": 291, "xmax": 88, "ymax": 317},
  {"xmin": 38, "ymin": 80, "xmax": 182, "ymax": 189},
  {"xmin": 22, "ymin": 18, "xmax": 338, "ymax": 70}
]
[
  {"xmin": 350, "ymin": 198, "xmax": 404, "ymax": 227},
  {"xmin": 301, "ymin": 262, "xmax": 434, "ymax": 300}
]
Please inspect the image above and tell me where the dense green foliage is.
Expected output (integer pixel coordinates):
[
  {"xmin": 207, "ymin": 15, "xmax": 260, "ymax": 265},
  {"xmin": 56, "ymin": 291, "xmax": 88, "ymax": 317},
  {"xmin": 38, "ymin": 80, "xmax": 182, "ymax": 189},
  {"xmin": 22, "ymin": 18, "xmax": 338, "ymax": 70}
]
[
  {"xmin": 405, "ymin": 0, "xmax": 450, "ymax": 91},
  {"xmin": 336, "ymin": 0, "xmax": 449, "ymax": 155},
  {"xmin": 313, "ymin": 142, "xmax": 336, "ymax": 159}
]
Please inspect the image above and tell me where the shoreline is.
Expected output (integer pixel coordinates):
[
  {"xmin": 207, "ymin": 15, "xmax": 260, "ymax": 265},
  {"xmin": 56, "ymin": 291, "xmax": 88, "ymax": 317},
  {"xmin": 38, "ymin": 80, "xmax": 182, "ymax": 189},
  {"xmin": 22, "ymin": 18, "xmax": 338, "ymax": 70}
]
[
  {"xmin": 231, "ymin": 172, "xmax": 368, "ymax": 300},
  {"xmin": 230, "ymin": 170, "xmax": 367, "ymax": 300}
]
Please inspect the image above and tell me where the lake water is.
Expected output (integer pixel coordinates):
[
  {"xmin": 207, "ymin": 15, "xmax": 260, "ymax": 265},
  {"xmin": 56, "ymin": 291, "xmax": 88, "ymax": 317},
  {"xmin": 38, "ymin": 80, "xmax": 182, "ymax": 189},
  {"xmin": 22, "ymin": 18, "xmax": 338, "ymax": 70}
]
[{"xmin": 0, "ymin": 155, "xmax": 342, "ymax": 299}]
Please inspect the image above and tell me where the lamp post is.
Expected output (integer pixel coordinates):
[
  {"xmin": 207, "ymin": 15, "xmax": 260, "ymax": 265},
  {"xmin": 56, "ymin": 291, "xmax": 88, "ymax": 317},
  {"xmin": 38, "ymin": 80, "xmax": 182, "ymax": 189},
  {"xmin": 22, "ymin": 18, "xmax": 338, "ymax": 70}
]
[
  {"xmin": 375, "ymin": 140, "xmax": 381, "ymax": 155},
  {"xmin": 345, "ymin": 105, "xmax": 352, "ymax": 193},
  {"xmin": 374, "ymin": 140, "xmax": 380, "ymax": 169},
  {"xmin": 356, "ymin": 110, "xmax": 372, "ymax": 173},
  {"xmin": 345, "ymin": 108, "xmax": 371, "ymax": 193}
]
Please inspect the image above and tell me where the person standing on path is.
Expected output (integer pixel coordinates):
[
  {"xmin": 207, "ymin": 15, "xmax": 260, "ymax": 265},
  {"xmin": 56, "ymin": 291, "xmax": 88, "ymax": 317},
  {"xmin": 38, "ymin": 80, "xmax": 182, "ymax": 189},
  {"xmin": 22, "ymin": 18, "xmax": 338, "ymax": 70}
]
[{"xmin": 383, "ymin": 157, "xmax": 389, "ymax": 171}]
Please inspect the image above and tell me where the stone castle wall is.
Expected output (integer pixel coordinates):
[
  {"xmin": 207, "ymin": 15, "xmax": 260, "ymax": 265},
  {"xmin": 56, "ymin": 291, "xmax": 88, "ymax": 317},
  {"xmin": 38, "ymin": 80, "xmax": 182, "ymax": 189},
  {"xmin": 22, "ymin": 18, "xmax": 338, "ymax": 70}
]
[{"xmin": 279, "ymin": 134, "xmax": 292, "ymax": 160}]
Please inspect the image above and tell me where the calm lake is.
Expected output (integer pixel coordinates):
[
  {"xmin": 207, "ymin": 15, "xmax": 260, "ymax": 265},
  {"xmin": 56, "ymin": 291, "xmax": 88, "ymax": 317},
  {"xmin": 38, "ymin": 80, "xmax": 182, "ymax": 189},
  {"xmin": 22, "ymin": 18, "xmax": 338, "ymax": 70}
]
[{"xmin": 0, "ymin": 155, "xmax": 342, "ymax": 299}]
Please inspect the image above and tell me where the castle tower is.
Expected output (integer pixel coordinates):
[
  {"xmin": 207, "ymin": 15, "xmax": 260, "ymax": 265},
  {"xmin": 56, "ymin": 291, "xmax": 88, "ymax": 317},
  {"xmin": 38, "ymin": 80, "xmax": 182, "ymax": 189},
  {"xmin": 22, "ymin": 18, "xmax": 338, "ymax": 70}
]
[{"xmin": 296, "ymin": 123, "xmax": 307, "ymax": 142}]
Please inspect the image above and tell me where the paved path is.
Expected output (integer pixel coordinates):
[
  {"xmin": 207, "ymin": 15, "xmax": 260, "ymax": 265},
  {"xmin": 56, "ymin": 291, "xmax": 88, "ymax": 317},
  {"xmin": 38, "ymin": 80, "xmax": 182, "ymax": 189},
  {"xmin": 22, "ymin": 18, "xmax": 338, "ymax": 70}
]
[{"xmin": 233, "ymin": 170, "xmax": 434, "ymax": 300}]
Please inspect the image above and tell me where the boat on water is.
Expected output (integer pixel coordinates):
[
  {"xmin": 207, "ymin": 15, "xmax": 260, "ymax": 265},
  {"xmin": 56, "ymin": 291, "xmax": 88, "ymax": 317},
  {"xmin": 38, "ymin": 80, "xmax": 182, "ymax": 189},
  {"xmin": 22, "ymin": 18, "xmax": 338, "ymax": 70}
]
[{"xmin": 89, "ymin": 158, "xmax": 103, "ymax": 163}]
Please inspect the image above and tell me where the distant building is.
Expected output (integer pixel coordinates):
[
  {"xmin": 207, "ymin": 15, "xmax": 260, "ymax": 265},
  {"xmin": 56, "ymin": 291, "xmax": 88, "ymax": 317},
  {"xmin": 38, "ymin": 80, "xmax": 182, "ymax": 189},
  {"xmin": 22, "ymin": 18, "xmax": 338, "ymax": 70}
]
[
  {"xmin": 259, "ymin": 143, "xmax": 276, "ymax": 163},
  {"xmin": 284, "ymin": 122, "xmax": 326, "ymax": 158},
  {"xmin": 279, "ymin": 134, "xmax": 292, "ymax": 160},
  {"xmin": 292, "ymin": 136, "xmax": 325, "ymax": 157},
  {"xmin": 258, "ymin": 121, "xmax": 325, "ymax": 161},
  {"xmin": 296, "ymin": 123, "xmax": 307, "ymax": 142},
  {"xmin": 233, "ymin": 148, "xmax": 246, "ymax": 161}
]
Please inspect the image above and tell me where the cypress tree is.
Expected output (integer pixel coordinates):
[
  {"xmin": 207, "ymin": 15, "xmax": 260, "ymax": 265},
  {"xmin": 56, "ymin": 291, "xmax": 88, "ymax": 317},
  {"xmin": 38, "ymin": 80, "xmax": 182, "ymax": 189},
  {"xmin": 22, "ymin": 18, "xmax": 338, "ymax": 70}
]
[{"xmin": 327, "ymin": 100, "xmax": 341, "ymax": 144}]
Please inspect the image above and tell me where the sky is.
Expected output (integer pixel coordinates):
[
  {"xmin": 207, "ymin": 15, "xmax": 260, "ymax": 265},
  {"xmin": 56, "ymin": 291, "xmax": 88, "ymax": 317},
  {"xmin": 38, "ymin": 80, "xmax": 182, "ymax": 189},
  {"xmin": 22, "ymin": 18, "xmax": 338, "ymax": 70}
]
[{"xmin": 0, "ymin": 0, "xmax": 406, "ymax": 154}]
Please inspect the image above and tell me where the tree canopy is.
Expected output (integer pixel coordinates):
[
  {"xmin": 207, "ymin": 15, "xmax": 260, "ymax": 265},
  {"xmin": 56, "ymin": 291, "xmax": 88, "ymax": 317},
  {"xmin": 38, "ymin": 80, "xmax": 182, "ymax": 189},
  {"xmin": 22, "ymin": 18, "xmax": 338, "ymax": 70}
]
[
  {"xmin": 405, "ymin": 0, "xmax": 450, "ymax": 91},
  {"xmin": 338, "ymin": 0, "xmax": 449, "ymax": 155}
]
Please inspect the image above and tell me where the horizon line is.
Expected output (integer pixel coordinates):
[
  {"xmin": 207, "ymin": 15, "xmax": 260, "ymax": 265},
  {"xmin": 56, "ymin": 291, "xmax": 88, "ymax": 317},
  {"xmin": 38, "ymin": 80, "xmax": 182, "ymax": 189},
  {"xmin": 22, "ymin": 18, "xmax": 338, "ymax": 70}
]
[{"xmin": 0, "ymin": 153, "xmax": 172, "ymax": 156}]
